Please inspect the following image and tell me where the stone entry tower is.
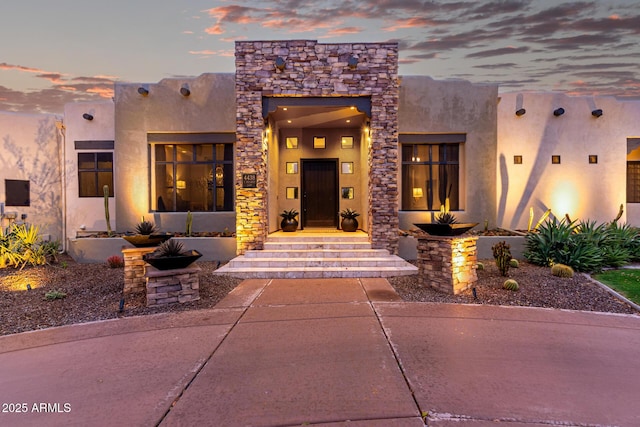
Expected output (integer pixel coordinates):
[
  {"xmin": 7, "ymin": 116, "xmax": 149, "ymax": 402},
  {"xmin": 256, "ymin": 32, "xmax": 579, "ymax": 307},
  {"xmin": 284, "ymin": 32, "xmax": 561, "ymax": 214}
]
[{"xmin": 234, "ymin": 40, "xmax": 399, "ymax": 255}]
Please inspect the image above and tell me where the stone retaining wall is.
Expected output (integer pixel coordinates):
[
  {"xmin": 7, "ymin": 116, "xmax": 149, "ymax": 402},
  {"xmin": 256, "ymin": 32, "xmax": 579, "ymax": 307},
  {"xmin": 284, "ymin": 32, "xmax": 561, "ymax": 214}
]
[
  {"xmin": 417, "ymin": 235, "xmax": 478, "ymax": 295},
  {"xmin": 122, "ymin": 247, "xmax": 156, "ymax": 294}
]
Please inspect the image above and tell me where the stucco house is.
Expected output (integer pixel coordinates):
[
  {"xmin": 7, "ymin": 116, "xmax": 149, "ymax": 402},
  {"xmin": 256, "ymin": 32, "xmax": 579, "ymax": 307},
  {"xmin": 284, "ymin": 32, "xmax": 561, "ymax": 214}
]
[{"xmin": 1, "ymin": 40, "xmax": 639, "ymax": 263}]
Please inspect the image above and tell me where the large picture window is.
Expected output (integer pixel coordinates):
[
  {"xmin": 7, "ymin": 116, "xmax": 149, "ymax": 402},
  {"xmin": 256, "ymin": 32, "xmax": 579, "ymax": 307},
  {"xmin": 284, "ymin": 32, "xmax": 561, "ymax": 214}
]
[
  {"xmin": 401, "ymin": 144, "xmax": 459, "ymax": 211},
  {"xmin": 153, "ymin": 143, "xmax": 233, "ymax": 212},
  {"xmin": 78, "ymin": 152, "xmax": 113, "ymax": 197}
]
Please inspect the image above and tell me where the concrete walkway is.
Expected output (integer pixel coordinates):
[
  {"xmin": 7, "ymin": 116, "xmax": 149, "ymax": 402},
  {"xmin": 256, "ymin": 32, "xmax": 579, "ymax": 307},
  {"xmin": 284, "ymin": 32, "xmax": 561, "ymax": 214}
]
[{"xmin": 1, "ymin": 278, "xmax": 639, "ymax": 426}]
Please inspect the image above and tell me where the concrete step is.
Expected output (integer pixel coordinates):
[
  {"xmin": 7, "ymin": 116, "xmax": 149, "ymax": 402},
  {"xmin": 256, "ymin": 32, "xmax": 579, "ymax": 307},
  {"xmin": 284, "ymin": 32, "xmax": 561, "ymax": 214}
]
[
  {"xmin": 243, "ymin": 249, "xmax": 391, "ymax": 258},
  {"xmin": 263, "ymin": 241, "xmax": 373, "ymax": 250},
  {"xmin": 227, "ymin": 256, "xmax": 411, "ymax": 268},
  {"xmin": 214, "ymin": 264, "xmax": 418, "ymax": 279},
  {"xmin": 266, "ymin": 234, "xmax": 370, "ymax": 243}
]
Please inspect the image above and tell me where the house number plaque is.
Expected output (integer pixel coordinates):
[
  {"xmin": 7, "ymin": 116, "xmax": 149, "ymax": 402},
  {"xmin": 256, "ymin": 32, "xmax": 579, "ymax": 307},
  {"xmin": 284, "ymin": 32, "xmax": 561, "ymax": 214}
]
[{"xmin": 242, "ymin": 173, "xmax": 257, "ymax": 188}]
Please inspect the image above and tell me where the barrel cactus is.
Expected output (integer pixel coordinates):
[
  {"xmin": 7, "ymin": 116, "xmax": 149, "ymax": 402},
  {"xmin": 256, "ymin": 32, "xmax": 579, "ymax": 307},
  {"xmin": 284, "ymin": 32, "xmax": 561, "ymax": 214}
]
[
  {"xmin": 551, "ymin": 263, "xmax": 574, "ymax": 278},
  {"xmin": 510, "ymin": 259, "xmax": 519, "ymax": 268},
  {"xmin": 503, "ymin": 279, "xmax": 519, "ymax": 291}
]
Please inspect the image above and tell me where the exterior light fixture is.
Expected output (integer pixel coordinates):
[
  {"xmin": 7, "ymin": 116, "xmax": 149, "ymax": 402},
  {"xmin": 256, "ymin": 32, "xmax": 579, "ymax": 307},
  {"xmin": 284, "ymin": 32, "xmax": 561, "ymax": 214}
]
[
  {"xmin": 515, "ymin": 108, "xmax": 526, "ymax": 116},
  {"xmin": 553, "ymin": 108, "xmax": 565, "ymax": 117},
  {"xmin": 180, "ymin": 87, "xmax": 190, "ymax": 97},
  {"xmin": 347, "ymin": 56, "xmax": 358, "ymax": 69},
  {"xmin": 275, "ymin": 57, "xmax": 286, "ymax": 70},
  {"xmin": 137, "ymin": 87, "xmax": 149, "ymax": 96},
  {"xmin": 82, "ymin": 113, "xmax": 93, "ymax": 121},
  {"xmin": 592, "ymin": 109, "xmax": 603, "ymax": 118}
]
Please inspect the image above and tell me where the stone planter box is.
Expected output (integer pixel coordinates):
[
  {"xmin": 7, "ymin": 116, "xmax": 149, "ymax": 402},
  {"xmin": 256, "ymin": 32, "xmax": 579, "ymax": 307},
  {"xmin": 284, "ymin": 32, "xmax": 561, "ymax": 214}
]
[{"xmin": 68, "ymin": 237, "xmax": 237, "ymax": 263}]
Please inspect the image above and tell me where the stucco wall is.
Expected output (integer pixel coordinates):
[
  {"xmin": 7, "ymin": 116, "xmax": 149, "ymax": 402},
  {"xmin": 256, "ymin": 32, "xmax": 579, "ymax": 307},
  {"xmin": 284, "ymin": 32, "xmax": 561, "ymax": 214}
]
[
  {"xmin": 497, "ymin": 92, "xmax": 640, "ymax": 228},
  {"xmin": 397, "ymin": 76, "xmax": 499, "ymax": 230},
  {"xmin": 114, "ymin": 73, "xmax": 236, "ymax": 232},
  {"xmin": 63, "ymin": 101, "xmax": 115, "ymax": 241},
  {"xmin": 0, "ymin": 111, "xmax": 62, "ymax": 241}
]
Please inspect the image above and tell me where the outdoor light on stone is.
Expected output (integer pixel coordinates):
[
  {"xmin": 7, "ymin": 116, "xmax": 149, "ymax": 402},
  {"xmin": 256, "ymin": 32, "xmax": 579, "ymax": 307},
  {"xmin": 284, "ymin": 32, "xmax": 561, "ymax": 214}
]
[
  {"xmin": 275, "ymin": 57, "xmax": 286, "ymax": 70},
  {"xmin": 82, "ymin": 113, "xmax": 93, "ymax": 121},
  {"xmin": 180, "ymin": 87, "xmax": 191, "ymax": 97},
  {"xmin": 553, "ymin": 108, "xmax": 565, "ymax": 116},
  {"xmin": 348, "ymin": 56, "xmax": 358, "ymax": 69},
  {"xmin": 515, "ymin": 108, "xmax": 526, "ymax": 116},
  {"xmin": 592, "ymin": 109, "xmax": 603, "ymax": 118},
  {"xmin": 137, "ymin": 87, "xmax": 149, "ymax": 96}
]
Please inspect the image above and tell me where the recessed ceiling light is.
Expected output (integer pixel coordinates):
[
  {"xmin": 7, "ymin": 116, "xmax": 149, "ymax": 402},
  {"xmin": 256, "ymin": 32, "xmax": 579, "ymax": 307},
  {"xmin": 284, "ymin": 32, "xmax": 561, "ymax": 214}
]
[
  {"xmin": 346, "ymin": 119, "xmax": 351, "ymax": 123},
  {"xmin": 283, "ymin": 107, "xmax": 288, "ymax": 111},
  {"xmin": 287, "ymin": 120, "xmax": 292, "ymax": 123}
]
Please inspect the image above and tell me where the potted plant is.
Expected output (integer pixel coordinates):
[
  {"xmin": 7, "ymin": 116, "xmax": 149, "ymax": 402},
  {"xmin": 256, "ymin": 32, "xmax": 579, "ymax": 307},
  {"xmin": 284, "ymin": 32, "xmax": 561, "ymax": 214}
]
[
  {"xmin": 413, "ymin": 199, "xmax": 478, "ymax": 236},
  {"xmin": 280, "ymin": 209, "xmax": 299, "ymax": 232},
  {"xmin": 123, "ymin": 219, "xmax": 172, "ymax": 247},
  {"xmin": 143, "ymin": 239, "xmax": 202, "ymax": 270},
  {"xmin": 340, "ymin": 208, "xmax": 360, "ymax": 232}
]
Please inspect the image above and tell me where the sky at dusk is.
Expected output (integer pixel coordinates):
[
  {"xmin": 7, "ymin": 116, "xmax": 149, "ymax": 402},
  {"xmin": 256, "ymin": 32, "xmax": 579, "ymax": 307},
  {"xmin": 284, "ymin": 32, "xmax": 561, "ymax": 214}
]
[{"xmin": 1, "ymin": 0, "xmax": 639, "ymax": 114}]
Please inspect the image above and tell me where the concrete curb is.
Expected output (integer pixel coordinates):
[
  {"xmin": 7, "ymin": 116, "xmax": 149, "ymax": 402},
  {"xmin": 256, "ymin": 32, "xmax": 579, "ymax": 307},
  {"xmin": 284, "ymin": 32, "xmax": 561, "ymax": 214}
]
[{"xmin": 583, "ymin": 272, "xmax": 640, "ymax": 312}]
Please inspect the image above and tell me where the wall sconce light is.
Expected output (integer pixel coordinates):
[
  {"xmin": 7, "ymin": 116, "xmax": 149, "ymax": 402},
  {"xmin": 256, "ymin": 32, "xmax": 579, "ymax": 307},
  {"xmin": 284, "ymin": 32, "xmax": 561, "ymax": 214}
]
[
  {"xmin": 275, "ymin": 57, "xmax": 286, "ymax": 71},
  {"xmin": 553, "ymin": 108, "xmax": 565, "ymax": 116},
  {"xmin": 137, "ymin": 87, "xmax": 149, "ymax": 96},
  {"xmin": 347, "ymin": 56, "xmax": 358, "ymax": 70},
  {"xmin": 592, "ymin": 109, "xmax": 603, "ymax": 118},
  {"xmin": 176, "ymin": 180, "xmax": 186, "ymax": 189},
  {"xmin": 412, "ymin": 187, "xmax": 424, "ymax": 199},
  {"xmin": 515, "ymin": 108, "xmax": 526, "ymax": 116},
  {"xmin": 180, "ymin": 86, "xmax": 190, "ymax": 97},
  {"xmin": 82, "ymin": 113, "xmax": 93, "ymax": 121}
]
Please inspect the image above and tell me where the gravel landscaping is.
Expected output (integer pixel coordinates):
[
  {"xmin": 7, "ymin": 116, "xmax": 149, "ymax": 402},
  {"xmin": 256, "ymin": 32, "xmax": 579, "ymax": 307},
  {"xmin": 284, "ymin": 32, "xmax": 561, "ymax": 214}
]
[{"xmin": 1, "ymin": 254, "xmax": 638, "ymax": 336}]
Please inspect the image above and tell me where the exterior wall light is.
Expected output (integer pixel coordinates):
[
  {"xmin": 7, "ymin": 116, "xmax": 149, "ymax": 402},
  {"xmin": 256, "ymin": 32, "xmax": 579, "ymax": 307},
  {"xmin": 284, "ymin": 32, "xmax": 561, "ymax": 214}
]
[
  {"xmin": 347, "ymin": 56, "xmax": 358, "ymax": 70},
  {"xmin": 592, "ymin": 109, "xmax": 603, "ymax": 118},
  {"xmin": 553, "ymin": 108, "xmax": 565, "ymax": 117},
  {"xmin": 275, "ymin": 57, "xmax": 286, "ymax": 70},
  {"xmin": 515, "ymin": 108, "xmax": 526, "ymax": 116},
  {"xmin": 137, "ymin": 87, "xmax": 149, "ymax": 96},
  {"xmin": 180, "ymin": 87, "xmax": 191, "ymax": 97},
  {"xmin": 82, "ymin": 113, "xmax": 93, "ymax": 121}
]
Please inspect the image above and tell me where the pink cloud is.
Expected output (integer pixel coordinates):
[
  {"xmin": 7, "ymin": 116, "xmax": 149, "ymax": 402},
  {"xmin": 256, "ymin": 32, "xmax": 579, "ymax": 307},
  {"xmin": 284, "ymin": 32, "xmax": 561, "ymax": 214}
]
[
  {"xmin": 86, "ymin": 87, "xmax": 114, "ymax": 98},
  {"xmin": 383, "ymin": 17, "xmax": 440, "ymax": 32}
]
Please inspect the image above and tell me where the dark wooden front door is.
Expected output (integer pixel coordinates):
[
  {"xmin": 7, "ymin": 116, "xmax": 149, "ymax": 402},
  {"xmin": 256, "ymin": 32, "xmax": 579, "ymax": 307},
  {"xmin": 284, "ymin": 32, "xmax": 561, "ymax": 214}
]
[{"xmin": 302, "ymin": 159, "xmax": 338, "ymax": 228}]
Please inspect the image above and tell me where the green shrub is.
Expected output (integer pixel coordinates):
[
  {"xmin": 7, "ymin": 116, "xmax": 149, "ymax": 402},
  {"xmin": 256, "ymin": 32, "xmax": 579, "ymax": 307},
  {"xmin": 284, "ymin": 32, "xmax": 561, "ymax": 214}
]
[
  {"xmin": 551, "ymin": 263, "xmax": 574, "ymax": 278},
  {"xmin": 503, "ymin": 279, "xmax": 519, "ymax": 291},
  {"xmin": 0, "ymin": 224, "xmax": 59, "ymax": 269},
  {"xmin": 45, "ymin": 290, "xmax": 67, "ymax": 300}
]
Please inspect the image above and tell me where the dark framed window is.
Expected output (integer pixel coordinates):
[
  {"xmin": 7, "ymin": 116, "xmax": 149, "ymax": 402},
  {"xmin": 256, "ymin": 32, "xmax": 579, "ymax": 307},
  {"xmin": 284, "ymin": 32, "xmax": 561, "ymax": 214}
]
[
  {"xmin": 78, "ymin": 153, "xmax": 113, "ymax": 197},
  {"xmin": 401, "ymin": 144, "xmax": 459, "ymax": 211},
  {"xmin": 153, "ymin": 143, "xmax": 233, "ymax": 212},
  {"xmin": 627, "ymin": 161, "xmax": 640, "ymax": 203},
  {"xmin": 5, "ymin": 179, "xmax": 30, "ymax": 206}
]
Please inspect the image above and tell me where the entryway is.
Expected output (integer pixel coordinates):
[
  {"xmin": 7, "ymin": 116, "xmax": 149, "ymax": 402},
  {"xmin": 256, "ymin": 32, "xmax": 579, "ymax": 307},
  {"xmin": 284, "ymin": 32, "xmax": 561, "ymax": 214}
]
[{"xmin": 301, "ymin": 159, "xmax": 338, "ymax": 228}]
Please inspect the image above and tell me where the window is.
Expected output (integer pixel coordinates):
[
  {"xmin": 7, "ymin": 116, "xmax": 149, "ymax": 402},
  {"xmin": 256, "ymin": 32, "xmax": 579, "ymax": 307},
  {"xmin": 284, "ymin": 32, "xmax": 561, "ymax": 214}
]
[
  {"xmin": 153, "ymin": 143, "xmax": 233, "ymax": 212},
  {"xmin": 5, "ymin": 179, "xmax": 30, "ymax": 206},
  {"xmin": 78, "ymin": 153, "xmax": 113, "ymax": 197},
  {"xmin": 402, "ymin": 144, "xmax": 459, "ymax": 211},
  {"xmin": 628, "ymin": 162, "xmax": 640, "ymax": 203}
]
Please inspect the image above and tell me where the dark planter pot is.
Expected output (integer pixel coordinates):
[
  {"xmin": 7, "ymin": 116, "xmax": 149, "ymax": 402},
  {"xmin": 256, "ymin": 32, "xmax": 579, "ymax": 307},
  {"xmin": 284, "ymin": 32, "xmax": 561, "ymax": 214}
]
[
  {"xmin": 123, "ymin": 233, "xmax": 172, "ymax": 248},
  {"xmin": 341, "ymin": 218, "xmax": 359, "ymax": 232},
  {"xmin": 143, "ymin": 250, "xmax": 202, "ymax": 270},
  {"xmin": 414, "ymin": 223, "xmax": 479, "ymax": 236},
  {"xmin": 280, "ymin": 218, "xmax": 299, "ymax": 232}
]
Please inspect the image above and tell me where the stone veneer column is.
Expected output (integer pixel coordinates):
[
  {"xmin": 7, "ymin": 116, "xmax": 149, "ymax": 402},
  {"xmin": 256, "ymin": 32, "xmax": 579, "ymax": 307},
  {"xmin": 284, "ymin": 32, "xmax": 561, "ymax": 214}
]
[
  {"xmin": 122, "ymin": 247, "xmax": 156, "ymax": 294},
  {"xmin": 235, "ymin": 40, "xmax": 399, "ymax": 255},
  {"xmin": 416, "ymin": 235, "xmax": 478, "ymax": 295},
  {"xmin": 145, "ymin": 266, "xmax": 201, "ymax": 307}
]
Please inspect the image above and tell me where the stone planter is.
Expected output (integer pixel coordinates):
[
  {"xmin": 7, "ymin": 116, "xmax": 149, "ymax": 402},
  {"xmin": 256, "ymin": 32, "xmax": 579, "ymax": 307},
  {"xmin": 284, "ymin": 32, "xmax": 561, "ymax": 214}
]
[
  {"xmin": 280, "ymin": 218, "xmax": 299, "ymax": 232},
  {"xmin": 341, "ymin": 218, "xmax": 358, "ymax": 232},
  {"xmin": 414, "ymin": 223, "xmax": 479, "ymax": 236},
  {"xmin": 122, "ymin": 233, "xmax": 172, "ymax": 248}
]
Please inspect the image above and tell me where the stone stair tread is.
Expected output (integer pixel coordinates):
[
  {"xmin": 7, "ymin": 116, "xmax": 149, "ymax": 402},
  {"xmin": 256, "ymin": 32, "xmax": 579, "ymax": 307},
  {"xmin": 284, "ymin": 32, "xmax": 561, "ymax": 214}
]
[{"xmin": 214, "ymin": 264, "xmax": 417, "ymax": 278}]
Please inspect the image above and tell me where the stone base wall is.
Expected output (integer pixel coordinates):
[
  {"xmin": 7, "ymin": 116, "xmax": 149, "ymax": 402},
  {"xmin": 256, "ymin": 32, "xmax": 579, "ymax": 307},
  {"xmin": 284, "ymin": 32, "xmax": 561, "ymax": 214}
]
[
  {"xmin": 122, "ymin": 247, "xmax": 156, "ymax": 294},
  {"xmin": 417, "ymin": 235, "xmax": 478, "ymax": 295},
  {"xmin": 145, "ymin": 266, "xmax": 201, "ymax": 307}
]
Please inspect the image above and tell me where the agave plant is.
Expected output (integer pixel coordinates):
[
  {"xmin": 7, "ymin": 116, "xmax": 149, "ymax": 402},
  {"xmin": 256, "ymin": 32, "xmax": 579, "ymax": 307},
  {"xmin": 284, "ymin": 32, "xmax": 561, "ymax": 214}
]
[
  {"xmin": 156, "ymin": 239, "xmax": 184, "ymax": 257},
  {"xmin": 435, "ymin": 212, "xmax": 457, "ymax": 224},
  {"xmin": 340, "ymin": 208, "xmax": 360, "ymax": 219},
  {"xmin": 135, "ymin": 220, "xmax": 158, "ymax": 235}
]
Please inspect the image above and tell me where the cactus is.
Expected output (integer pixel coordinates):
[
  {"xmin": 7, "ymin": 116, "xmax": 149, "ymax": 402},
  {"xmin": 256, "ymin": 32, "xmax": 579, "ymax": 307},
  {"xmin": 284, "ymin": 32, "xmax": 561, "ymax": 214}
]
[
  {"xmin": 503, "ymin": 279, "xmax": 519, "ymax": 291},
  {"xmin": 436, "ymin": 197, "xmax": 458, "ymax": 224},
  {"xmin": 551, "ymin": 263, "xmax": 574, "ymax": 278},
  {"xmin": 510, "ymin": 259, "xmax": 519, "ymax": 268},
  {"xmin": 103, "ymin": 185, "xmax": 112, "ymax": 237},
  {"xmin": 492, "ymin": 241, "xmax": 512, "ymax": 276},
  {"xmin": 186, "ymin": 211, "xmax": 193, "ymax": 237},
  {"xmin": 476, "ymin": 262, "xmax": 485, "ymax": 271}
]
